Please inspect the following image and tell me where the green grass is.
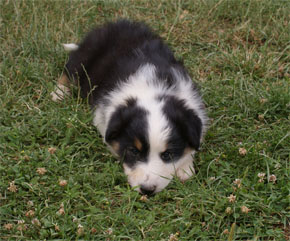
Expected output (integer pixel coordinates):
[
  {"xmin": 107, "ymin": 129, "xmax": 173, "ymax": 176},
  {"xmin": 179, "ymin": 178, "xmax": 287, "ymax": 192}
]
[{"xmin": 1, "ymin": 0, "xmax": 289, "ymax": 240}]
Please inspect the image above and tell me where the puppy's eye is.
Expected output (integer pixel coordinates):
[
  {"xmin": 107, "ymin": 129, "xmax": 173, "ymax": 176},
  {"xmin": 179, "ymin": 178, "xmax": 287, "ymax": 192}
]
[
  {"xmin": 127, "ymin": 147, "xmax": 140, "ymax": 156},
  {"xmin": 160, "ymin": 150, "xmax": 172, "ymax": 162}
]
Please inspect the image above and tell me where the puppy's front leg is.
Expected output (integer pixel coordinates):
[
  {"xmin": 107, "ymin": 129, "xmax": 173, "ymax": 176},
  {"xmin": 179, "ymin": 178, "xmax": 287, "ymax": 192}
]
[
  {"xmin": 51, "ymin": 74, "xmax": 71, "ymax": 101},
  {"xmin": 176, "ymin": 159, "xmax": 195, "ymax": 182}
]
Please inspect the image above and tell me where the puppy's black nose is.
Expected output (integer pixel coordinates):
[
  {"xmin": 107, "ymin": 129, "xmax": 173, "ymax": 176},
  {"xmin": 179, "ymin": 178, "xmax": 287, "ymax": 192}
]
[{"xmin": 140, "ymin": 185, "xmax": 156, "ymax": 196}]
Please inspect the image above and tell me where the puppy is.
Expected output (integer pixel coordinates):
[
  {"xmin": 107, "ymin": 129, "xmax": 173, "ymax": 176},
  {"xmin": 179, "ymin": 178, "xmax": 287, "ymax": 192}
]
[{"xmin": 51, "ymin": 20, "xmax": 208, "ymax": 195}]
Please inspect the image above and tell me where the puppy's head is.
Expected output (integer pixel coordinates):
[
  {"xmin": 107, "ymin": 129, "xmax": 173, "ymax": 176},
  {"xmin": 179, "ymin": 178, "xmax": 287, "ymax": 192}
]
[{"xmin": 105, "ymin": 96, "xmax": 202, "ymax": 195}]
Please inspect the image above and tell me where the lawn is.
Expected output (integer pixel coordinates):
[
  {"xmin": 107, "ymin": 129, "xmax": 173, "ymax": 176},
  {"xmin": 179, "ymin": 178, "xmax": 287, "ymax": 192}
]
[{"xmin": 0, "ymin": 0, "xmax": 289, "ymax": 240}]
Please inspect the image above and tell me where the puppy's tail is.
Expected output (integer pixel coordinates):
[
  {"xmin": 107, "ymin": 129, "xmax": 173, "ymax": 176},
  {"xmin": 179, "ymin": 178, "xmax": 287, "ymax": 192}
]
[{"xmin": 62, "ymin": 43, "xmax": 79, "ymax": 52}]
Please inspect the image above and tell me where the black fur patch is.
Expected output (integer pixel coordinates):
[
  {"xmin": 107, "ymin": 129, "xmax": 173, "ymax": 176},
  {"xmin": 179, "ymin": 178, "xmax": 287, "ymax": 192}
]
[
  {"xmin": 105, "ymin": 100, "xmax": 149, "ymax": 167},
  {"xmin": 163, "ymin": 96, "xmax": 202, "ymax": 151},
  {"xmin": 65, "ymin": 20, "xmax": 186, "ymax": 106}
]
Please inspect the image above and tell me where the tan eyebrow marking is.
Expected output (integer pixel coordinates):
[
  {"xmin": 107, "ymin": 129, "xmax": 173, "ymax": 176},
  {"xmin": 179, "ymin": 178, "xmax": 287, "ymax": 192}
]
[{"xmin": 134, "ymin": 138, "xmax": 142, "ymax": 151}]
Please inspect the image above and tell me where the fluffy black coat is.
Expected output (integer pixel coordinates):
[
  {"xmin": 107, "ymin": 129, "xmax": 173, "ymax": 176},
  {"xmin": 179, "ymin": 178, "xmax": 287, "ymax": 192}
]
[{"xmin": 65, "ymin": 20, "xmax": 186, "ymax": 106}]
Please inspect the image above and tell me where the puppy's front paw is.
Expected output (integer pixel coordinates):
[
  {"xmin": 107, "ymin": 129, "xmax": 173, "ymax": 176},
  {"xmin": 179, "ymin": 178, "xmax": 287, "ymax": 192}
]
[
  {"xmin": 176, "ymin": 161, "xmax": 195, "ymax": 182},
  {"xmin": 50, "ymin": 84, "xmax": 70, "ymax": 102}
]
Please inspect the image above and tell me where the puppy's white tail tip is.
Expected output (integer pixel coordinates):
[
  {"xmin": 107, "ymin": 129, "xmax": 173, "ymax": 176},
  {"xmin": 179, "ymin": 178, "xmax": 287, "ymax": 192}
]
[{"xmin": 62, "ymin": 43, "xmax": 79, "ymax": 52}]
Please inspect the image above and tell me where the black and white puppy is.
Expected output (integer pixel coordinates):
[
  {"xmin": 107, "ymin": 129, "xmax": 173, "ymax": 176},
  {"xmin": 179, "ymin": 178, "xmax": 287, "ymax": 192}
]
[{"xmin": 51, "ymin": 20, "xmax": 208, "ymax": 195}]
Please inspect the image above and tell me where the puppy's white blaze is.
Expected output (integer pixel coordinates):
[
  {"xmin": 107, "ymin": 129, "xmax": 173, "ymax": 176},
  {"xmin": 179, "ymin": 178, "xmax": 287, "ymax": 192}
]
[
  {"xmin": 62, "ymin": 43, "xmax": 79, "ymax": 52},
  {"xmin": 147, "ymin": 102, "xmax": 170, "ymax": 151},
  {"xmin": 139, "ymin": 101, "xmax": 173, "ymax": 192}
]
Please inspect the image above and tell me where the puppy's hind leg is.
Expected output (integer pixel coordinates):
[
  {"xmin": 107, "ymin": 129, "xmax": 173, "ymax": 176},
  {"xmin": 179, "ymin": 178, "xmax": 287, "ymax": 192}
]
[{"xmin": 51, "ymin": 74, "xmax": 71, "ymax": 102}]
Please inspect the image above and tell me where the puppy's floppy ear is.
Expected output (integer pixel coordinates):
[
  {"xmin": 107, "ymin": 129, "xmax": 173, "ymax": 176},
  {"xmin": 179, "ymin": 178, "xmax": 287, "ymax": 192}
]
[
  {"xmin": 163, "ymin": 96, "xmax": 202, "ymax": 150},
  {"xmin": 105, "ymin": 105, "xmax": 135, "ymax": 143},
  {"xmin": 105, "ymin": 98, "xmax": 145, "ymax": 143}
]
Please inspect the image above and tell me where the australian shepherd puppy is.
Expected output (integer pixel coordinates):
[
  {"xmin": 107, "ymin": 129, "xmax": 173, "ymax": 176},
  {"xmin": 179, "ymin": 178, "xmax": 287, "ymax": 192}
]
[{"xmin": 51, "ymin": 20, "xmax": 208, "ymax": 195}]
